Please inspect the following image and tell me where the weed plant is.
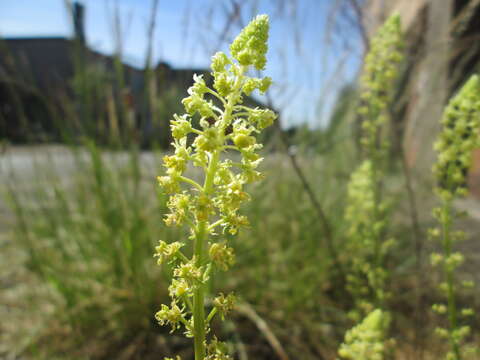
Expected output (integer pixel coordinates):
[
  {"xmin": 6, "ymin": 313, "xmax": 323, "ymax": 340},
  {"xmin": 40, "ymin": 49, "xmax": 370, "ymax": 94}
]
[
  {"xmin": 339, "ymin": 13, "xmax": 403, "ymax": 360},
  {"xmin": 154, "ymin": 15, "xmax": 277, "ymax": 360},
  {"xmin": 430, "ymin": 75, "xmax": 480, "ymax": 360}
]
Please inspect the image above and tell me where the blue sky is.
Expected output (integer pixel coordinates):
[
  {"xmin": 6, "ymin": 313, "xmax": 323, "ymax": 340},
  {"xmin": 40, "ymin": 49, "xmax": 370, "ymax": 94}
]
[{"xmin": 0, "ymin": 0, "xmax": 363, "ymax": 128}]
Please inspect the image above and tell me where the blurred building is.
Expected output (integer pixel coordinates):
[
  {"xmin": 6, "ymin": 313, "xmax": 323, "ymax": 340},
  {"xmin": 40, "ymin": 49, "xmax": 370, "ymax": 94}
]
[
  {"xmin": 0, "ymin": 2, "xmax": 268, "ymax": 147},
  {"xmin": 363, "ymin": 0, "xmax": 480, "ymax": 194},
  {"xmin": 0, "ymin": 36, "xmax": 146, "ymax": 140},
  {"xmin": 0, "ymin": 2, "xmax": 144, "ymax": 143}
]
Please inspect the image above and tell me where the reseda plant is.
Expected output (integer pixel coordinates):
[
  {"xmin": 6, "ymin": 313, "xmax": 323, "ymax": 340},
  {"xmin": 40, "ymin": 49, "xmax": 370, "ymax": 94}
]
[
  {"xmin": 344, "ymin": 13, "xmax": 403, "ymax": 319},
  {"xmin": 155, "ymin": 15, "xmax": 276, "ymax": 360},
  {"xmin": 430, "ymin": 74, "xmax": 480, "ymax": 360},
  {"xmin": 344, "ymin": 160, "xmax": 393, "ymax": 317},
  {"xmin": 337, "ymin": 309, "xmax": 391, "ymax": 360},
  {"xmin": 339, "ymin": 14, "xmax": 403, "ymax": 360}
]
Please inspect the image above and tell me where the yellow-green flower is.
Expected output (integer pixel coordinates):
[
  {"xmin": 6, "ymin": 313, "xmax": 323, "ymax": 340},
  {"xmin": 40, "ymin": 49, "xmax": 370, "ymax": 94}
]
[
  {"xmin": 154, "ymin": 14, "xmax": 275, "ymax": 360},
  {"xmin": 431, "ymin": 74, "xmax": 480, "ymax": 359},
  {"xmin": 338, "ymin": 309, "xmax": 391, "ymax": 360}
]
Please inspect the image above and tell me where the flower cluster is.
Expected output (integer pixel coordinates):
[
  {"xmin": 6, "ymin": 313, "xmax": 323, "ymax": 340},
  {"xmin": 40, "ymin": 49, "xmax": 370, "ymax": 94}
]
[
  {"xmin": 338, "ymin": 309, "xmax": 392, "ymax": 360},
  {"xmin": 358, "ymin": 13, "xmax": 403, "ymax": 159},
  {"xmin": 430, "ymin": 74, "xmax": 480, "ymax": 360},
  {"xmin": 340, "ymin": 14, "xmax": 403, "ymax": 354},
  {"xmin": 433, "ymin": 75, "xmax": 480, "ymax": 200},
  {"xmin": 155, "ymin": 15, "xmax": 276, "ymax": 360},
  {"xmin": 344, "ymin": 161, "xmax": 394, "ymax": 320},
  {"xmin": 230, "ymin": 15, "xmax": 269, "ymax": 70},
  {"xmin": 344, "ymin": 12, "xmax": 403, "ymax": 315}
]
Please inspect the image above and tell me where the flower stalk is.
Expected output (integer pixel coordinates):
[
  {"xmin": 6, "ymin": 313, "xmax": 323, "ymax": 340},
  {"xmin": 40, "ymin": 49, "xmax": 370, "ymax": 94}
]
[
  {"xmin": 339, "ymin": 13, "xmax": 403, "ymax": 360},
  {"xmin": 344, "ymin": 12, "xmax": 403, "ymax": 320},
  {"xmin": 155, "ymin": 15, "xmax": 276, "ymax": 360},
  {"xmin": 431, "ymin": 74, "xmax": 480, "ymax": 360}
]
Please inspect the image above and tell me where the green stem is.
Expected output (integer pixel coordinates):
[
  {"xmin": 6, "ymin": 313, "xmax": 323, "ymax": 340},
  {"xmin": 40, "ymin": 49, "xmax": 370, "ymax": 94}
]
[
  {"xmin": 179, "ymin": 176, "xmax": 204, "ymax": 192},
  {"xmin": 193, "ymin": 150, "xmax": 220, "ymax": 360},
  {"xmin": 207, "ymin": 219, "xmax": 224, "ymax": 232},
  {"xmin": 174, "ymin": 250, "xmax": 190, "ymax": 264},
  {"xmin": 191, "ymin": 65, "xmax": 243, "ymax": 360},
  {"xmin": 206, "ymin": 307, "xmax": 218, "ymax": 324},
  {"xmin": 442, "ymin": 199, "xmax": 461, "ymax": 360},
  {"xmin": 374, "ymin": 173, "xmax": 385, "ymax": 309},
  {"xmin": 193, "ymin": 220, "xmax": 207, "ymax": 360}
]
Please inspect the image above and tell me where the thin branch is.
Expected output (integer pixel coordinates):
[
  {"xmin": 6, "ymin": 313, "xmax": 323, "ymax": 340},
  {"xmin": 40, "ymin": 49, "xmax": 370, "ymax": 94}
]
[
  {"xmin": 144, "ymin": 0, "xmax": 160, "ymax": 70},
  {"xmin": 235, "ymin": 303, "xmax": 291, "ymax": 360},
  {"xmin": 262, "ymin": 88, "xmax": 347, "ymax": 285},
  {"xmin": 346, "ymin": 0, "xmax": 370, "ymax": 51}
]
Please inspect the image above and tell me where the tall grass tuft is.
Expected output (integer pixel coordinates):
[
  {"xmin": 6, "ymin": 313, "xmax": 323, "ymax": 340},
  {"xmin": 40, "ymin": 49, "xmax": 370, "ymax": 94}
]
[{"xmin": 6, "ymin": 143, "xmax": 180, "ymax": 357}]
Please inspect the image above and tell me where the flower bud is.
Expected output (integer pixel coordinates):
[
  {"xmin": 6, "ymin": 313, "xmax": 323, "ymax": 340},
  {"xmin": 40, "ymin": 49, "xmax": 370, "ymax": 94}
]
[
  {"xmin": 233, "ymin": 134, "xmax": 255, "ymax": 148},
  {"xmin": 230, "ymin": 15, "xmax": 269, "ymax": 70}
]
